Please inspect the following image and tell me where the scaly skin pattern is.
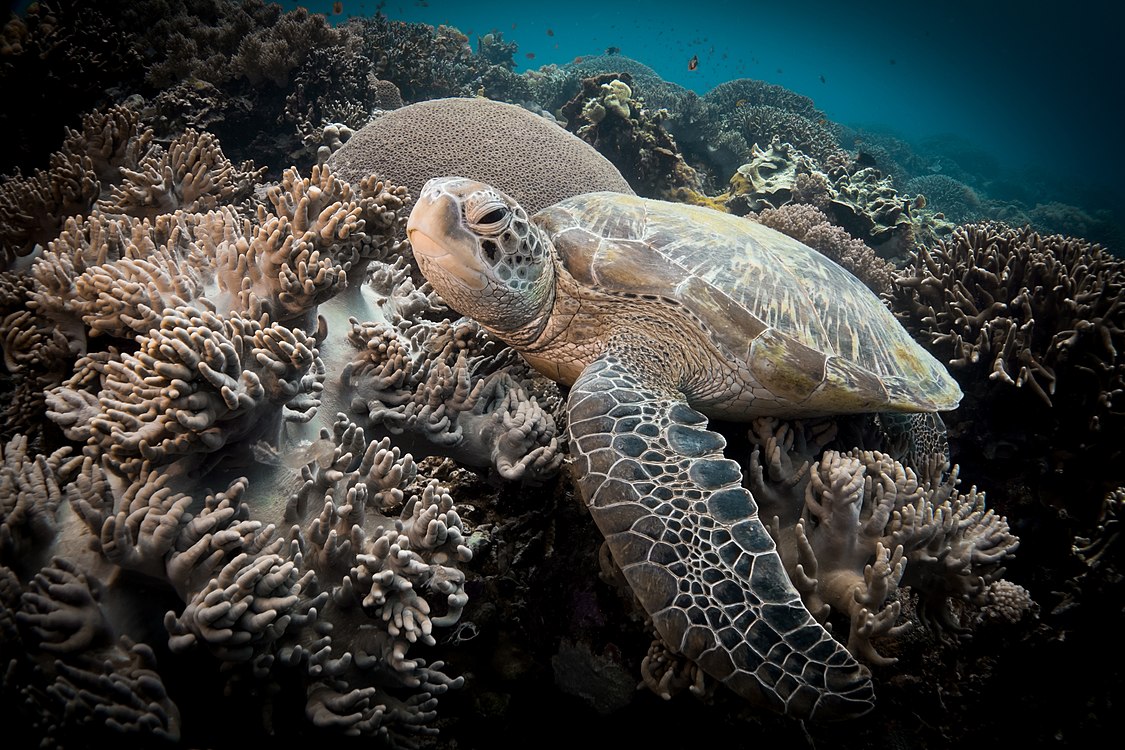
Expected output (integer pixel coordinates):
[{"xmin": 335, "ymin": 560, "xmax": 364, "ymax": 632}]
[{"xmin": 568, "ymin": 343, "xmax": 875, "ymax": 720}]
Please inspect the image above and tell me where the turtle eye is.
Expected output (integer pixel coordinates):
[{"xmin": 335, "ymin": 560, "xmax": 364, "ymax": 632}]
[{"xmin": 468, "ymin": 202, "xmax": 511, "ymax": 233}]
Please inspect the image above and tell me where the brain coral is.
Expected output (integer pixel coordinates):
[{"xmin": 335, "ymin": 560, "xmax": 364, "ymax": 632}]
[{"xmin": 327, "ymin": 97, "xmax": 635, "ymax": 215}]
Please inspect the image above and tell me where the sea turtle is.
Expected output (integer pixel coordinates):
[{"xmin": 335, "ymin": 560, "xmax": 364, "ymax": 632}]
[{"xmin": 406, "ymin": 177, "xmax": 962, "ymax": 721}]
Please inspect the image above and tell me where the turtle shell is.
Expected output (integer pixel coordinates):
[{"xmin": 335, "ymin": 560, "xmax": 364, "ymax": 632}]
[{"xmin": 534, "ymin": 192, "xmax": 961, "ymax": 412}]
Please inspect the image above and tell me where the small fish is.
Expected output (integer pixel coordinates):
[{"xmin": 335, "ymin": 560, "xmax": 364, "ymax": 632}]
[
  {"xmin": 819, "ymin": 74, "xmax": 826, "ymax": 83},
  {"xmin": 332, "ymin": 1, "xmax": 342, "ymax": 13},
  {"xmin": 735, "ymin": 98, "xmax": 747, "ymax": 107},
  {"xmin": 251, "ymin": 438, "xmax": 338, "ymax": 470},
  {"xmin": 526, "ymin": 52, "xmax": 535, "ymax": 59},
  {"xmin": 776, "ymin": 67, "xmax": 783, "ymax": 74},
  {"xmin": 547, "ymin": 28, "xmax": 554, "ymax": 36},
  {"xmin": 605, "ymin": 46, "xmax": 621, "ymax": 55},
  {"xmin": 511, "ymin": 23, "xmax": 517, "ymax": 30},
  {"xmin": 889, "ymin": 58, "xmax": 896, "ymax": 65},
  {"xmin": 688, "ymin": 54, "xmax": 699, "ymax": 71}
]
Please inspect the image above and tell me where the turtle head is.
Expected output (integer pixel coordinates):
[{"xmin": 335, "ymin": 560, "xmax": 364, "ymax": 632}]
[{"xmin": 407, "ymin": 177, "xmax": 555, "ymax": 334}]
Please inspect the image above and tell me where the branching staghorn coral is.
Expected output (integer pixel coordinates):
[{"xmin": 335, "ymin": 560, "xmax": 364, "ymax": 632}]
[
  {"xmin": 744, "ymin": 416, "xmax": 1024, "ymax": 665},
  {"xmin": 888, "ymin": 221, "xmax": 1124, "ymax": 518},
  {"xmin": 891, "ymin": 223, "xmax": 1124, "ymax": 414},
  {"xmin": 1074, "ymin": 487, "xmax": 1123, "ymax": 572}
]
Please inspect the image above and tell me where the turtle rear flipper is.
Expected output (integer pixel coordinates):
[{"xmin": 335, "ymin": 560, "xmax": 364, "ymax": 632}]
[{"xmin": 567, "ymin": 349, "xmax": 875, "ymax": 721}]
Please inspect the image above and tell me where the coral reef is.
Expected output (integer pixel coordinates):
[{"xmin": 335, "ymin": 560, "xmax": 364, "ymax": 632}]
[
  {"xmin": 704, "ymin": 78, "xmax": 826, "ymax": 122},
  {"xmin": 689, "ymin": 77, "xmax": 841, "ymax": 183},
  {"xmin": 722, "ymin": 137, "xmax": 820, "ymax": 213},
  {"xmin": 476, "ymin": 30, "xmax": 518, "ymax": 70},
  {"xmin": 348, "ymin": 16, "xmax": 480, "ymax": 101},
  {"xmin": 327, "ymin": 97, "xmax": 634, "ymax": 217},
  {"xmin": 0, "ymin": 1, "xmax": 1122, "ymax": 745},
  {"xmin": 888, "ymin": 221, "xmax": 1124, "ymax": 572},
  {"xmin": 726, "ymin": 104, "xmax": 842, "ymax": 166},
  {"xmin": 891, "ymin": 222, "xmax": 1123, "ymax": 439},
  {"xmin": 558, "ymin": 74, "xmax": 701, "ymax": 197},
  {"xmin": 532, "ymin": 54, "xmax": 669, "ymax": 113},
  {"xmin": 1074, "ymin": 488, "xmax": 1123, "ymax": 574},
  {"xmin": 0, "ymin": 0, "xmax": 146, "ymax": 176},
  {"xmin": 825, "ymin": 165, "xmax": 921, "ymax": 259},
  {"xmin": 904, "ymin": 174, "xmax": 985, "ymax": 224},
  {"xmin": 2, "ymin": 557, "xmax": 183, "ymax": 746}
]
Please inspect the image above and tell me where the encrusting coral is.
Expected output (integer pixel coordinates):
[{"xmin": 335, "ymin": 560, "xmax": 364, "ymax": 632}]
[{"xmin": 722, "ymin": 137, "xmax": 816, "ymax": 213}]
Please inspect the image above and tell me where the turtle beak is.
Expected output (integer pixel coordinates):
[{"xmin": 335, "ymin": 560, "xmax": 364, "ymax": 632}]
[{"xmin": 407, "ymin": 182, "xmax": 489, "ymax": 291}]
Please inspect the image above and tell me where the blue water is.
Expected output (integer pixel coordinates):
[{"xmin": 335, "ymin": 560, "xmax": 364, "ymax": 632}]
[{"xmin": 288, "ymin": 0, "xmax": 1123, "ymax": 198}]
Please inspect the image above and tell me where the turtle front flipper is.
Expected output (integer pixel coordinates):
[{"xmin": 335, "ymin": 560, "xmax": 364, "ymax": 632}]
[{"xmin": 567, "ymin": 350, "xmax": 875, "ymax": 721}]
